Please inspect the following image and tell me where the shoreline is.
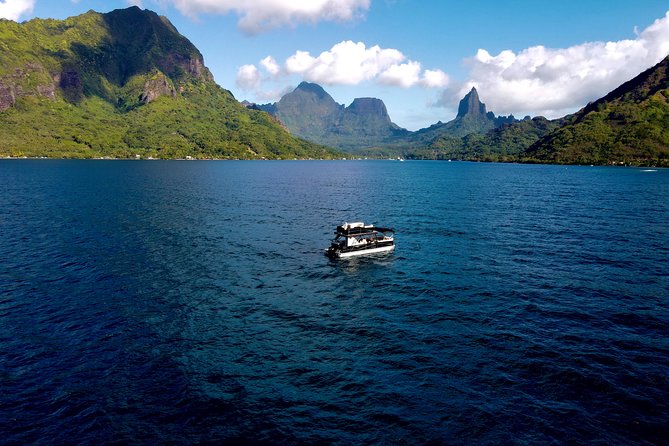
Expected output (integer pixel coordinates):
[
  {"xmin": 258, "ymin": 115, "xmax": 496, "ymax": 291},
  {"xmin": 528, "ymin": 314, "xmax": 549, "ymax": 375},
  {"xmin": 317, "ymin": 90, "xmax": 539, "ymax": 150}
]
[{"xmin": 1, "ymin": 156, "xmax": 666, "ymax": 168}]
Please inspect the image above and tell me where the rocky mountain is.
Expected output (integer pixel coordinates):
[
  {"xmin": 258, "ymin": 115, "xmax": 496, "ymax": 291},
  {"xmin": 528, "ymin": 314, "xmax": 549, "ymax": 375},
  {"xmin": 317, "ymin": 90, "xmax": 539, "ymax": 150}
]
[
  {"xmin": 526, "ymin": 55, "xmax": 669, "ymax": 166},
  {"xmin": 409, "ymin": 87, "xmax": 517, "ymax": 144},
  {"xmin": 0, "ymin": 7, "xmax": 337, "ymax": 159},
  {"xmin": 400, "ymin": 116, "xmax": 565, "ymax": 161},
  {"xmin": 255, "ymin": 82, "xmax": 408, "ymax": 151},
  {"xmin": 259, "ymin": 82, "xmax": 344, "ymax": 141},
  {"xmin": 254, "ymin": 83, "xmax": 518, "ymax": 154},
  {"xmin": 362, "ymin": 56, "xmax": 669, "ymax": 166}
]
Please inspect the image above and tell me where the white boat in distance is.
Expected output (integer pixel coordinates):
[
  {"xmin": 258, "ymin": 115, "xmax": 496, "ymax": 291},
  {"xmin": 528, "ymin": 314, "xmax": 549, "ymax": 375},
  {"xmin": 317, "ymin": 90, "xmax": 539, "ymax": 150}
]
[{"xmin": 325, "ymin": 222, "xmax": 395, "ymax": 259}]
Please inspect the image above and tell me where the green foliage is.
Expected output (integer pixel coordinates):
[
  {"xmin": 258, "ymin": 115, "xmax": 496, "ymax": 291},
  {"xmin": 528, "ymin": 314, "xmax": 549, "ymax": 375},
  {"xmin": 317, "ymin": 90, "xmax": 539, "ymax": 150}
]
[
  {"xmin": 0, "ymin": 84, "xmax": 338, "ymax": 159},
  {"xmin": 527, "ymin": 58, "xmax": 669, "ymax": 167},
  {"xmin": 268, "ymin": 83, "xmax": 409, "ymax": 152},
  {"xmin": 364, "ymin": 117, "xmax": 562, "ymax": 162},
  {"xmin": 400, "ymin": 57, "xmax": 669, "ymax": 166},
  {"xmin": 0, "ymin": 8, "xmax": 339, "ymax": 160}
]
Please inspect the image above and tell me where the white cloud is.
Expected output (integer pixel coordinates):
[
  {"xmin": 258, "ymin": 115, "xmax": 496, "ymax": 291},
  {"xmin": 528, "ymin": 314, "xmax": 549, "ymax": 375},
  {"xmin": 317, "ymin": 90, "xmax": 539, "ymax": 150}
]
[
  {"xmin": 260, "ymin": 56, "xmax": 280, "ymax": 76},
  {"xmin": 147, "ymin": 0, "xmax": 369, "ymax": 34},
  {"xmin": 253, "ymin": 85, "xmax": 294, "ymax": 102},
  {"xmin": 279, "ymin": 40, "xmax": 446, "ymax": 89},
  {"xmin": 421, "ymin": 69, "xmax": 450, "ymax": 88},
  {"xmin": 236, "ymin": 64, "xmax": 260, "ymax": 90},
  {"xmin": 237, "ymin": 41, "xmax": 447, "ymax": 106},
  {"xmin": 284, "ymin": 41, "xmax": 404, "ymax": 85},
  {"xmin": 446, "ymin": 10, "xmax": 669, "ymax": 118},
  {"xmin": 378, "ymin": 61, "xmax": 421, "ymax": 87},
  {"xmin": 0, "ymin": 0, "xmax": 34, "ymax": 21}
]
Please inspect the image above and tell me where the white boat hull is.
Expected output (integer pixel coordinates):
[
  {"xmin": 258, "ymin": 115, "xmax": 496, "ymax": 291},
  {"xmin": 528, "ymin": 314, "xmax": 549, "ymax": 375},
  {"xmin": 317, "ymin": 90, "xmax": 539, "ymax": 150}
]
[{"xmin": 334, "ymin": 244, "xmax": 395, "ymax": 258}]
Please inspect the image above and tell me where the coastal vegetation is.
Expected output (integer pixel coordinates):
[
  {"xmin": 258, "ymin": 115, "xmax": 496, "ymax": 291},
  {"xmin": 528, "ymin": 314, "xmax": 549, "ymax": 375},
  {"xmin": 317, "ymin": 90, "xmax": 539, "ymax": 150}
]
[
  {"xmin": 257, "ymin": 58, "xmax": 669, "ymax": 167},
  {"xmin": 1, "ymin": 6, "xmax": 668, "ymax": 166},
  {"xmin": 525, "ymin": 56, "xmax": 669, "ymax": 166},
  {"xmin": 0, "ymin": 7, "xmax": 339, "ymax": 159}
]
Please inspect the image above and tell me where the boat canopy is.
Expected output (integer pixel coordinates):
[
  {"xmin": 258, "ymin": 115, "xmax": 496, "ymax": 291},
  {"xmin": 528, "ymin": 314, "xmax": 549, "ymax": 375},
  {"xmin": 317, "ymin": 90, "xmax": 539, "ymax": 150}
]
[{"xmin": 335, "ymin": 224, "xmax": 394, "ymax": 236}]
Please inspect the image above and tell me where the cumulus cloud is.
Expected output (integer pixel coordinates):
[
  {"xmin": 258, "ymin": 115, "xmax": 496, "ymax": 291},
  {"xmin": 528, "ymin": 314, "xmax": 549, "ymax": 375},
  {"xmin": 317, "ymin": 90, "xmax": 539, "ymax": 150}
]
[
  {"xmin": 236, "ymin": 41, "xmax": 449, "ymax": 98},
  {"xmin": 378, "ymin": 61, "xmax": 421, "ymax": 87},
  {"xmin": 254, "ymin": 40, "xmax": 448, "ymax": 88},
  {"xmin": 0, "ymin": 0, "xmax": 34, "ymax": 21},
  {"xmin": 260, "ymin": 56, "xmax": 280, "ymax": 76},
  {"xmin": 144, "ymin": 0, "xmax": 369, "ymax": 34},
  {"xmin": 285, "ymin": 41, "xmax": 405, "ymax": 85},
  {"xmin": 442, "ymin": 10, "xmax": 669, "ymax": 118},
  {"xmin": 236, "ymin": 41, "xmax": 448, "ymax": 103},
  {"xmin": 236, "ymin": 64, "xmax": 260, "ymax": 90},
  {"xmin": 422, "ymin": 69, "xmax": 450, "ymax": 88}
]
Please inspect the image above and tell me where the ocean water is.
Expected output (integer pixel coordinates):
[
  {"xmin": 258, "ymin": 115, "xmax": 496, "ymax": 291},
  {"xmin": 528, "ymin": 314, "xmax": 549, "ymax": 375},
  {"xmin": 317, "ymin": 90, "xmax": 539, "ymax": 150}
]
[{"xmin": 1, "ymin": 160, "xmax": 668, "ymax": 445}]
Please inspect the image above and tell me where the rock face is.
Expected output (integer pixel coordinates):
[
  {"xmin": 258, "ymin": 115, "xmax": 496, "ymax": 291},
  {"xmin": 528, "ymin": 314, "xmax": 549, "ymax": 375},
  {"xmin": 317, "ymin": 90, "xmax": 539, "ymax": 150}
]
[
  {"xmin": 0, "ymin": 85, "xmax": 15, "ymax": 111},
  {"xmin": 257, "ymin": 82, "xmax": 407, "ymax": 151},
  {"xmin": 0, "ymin": 6, "xmax": 212, "ymax": 111},
  {"xmin": 0, "ymin": 64, "xmax": 57, "ymax": 110},
  {"xmin": 337, "ymin": 98, "xmax": 399, "ymax": 138},
  {"xmin": 0, "ymin": 7, "xmax": 333, "ymax": 160},
  {"xmin": 139, "ymin": 74, "xmax": 176, "ymax": 104},
  {"xmin": 457, "ymin": 87, "xmax": 487, "ymax": 119},
  {"xmin": 346, "ymin": 98, "xmax": 392, "ymax": 122},
  {"xmin": 56, "ymin": 70, "xmax": 82, "ymax": 102}
]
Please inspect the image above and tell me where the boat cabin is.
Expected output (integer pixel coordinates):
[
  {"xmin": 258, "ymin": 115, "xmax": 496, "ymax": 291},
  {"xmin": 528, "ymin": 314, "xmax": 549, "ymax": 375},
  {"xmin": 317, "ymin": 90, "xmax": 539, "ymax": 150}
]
[{"xmin": 326, "ymin": 222, "xmax": 395, "ymax": 258}]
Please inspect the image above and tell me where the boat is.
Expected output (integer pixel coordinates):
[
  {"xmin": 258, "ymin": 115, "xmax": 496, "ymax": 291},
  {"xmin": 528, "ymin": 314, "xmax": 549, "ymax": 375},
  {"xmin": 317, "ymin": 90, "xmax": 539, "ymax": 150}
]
[{"xmin": 325, "ymin": 222, "xmax": 395, "ymax": 258}]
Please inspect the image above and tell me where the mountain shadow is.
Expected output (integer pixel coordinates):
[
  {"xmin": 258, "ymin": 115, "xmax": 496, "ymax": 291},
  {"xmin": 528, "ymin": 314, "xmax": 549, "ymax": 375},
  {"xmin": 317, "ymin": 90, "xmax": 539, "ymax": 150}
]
[
  {"xmin": 256, "ymin": 82, "xmax": 409, "ymax": 152},
  {"xmin": 0, "ymin": 7, "xmax": 338, "ymax": 159}
]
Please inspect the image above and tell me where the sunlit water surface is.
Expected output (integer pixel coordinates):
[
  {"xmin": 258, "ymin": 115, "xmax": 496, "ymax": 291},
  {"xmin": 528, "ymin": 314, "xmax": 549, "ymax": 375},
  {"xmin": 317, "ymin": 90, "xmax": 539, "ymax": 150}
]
[{"xmin": 1, "ymin": 160, "xmax": 668, "ymax": 445}]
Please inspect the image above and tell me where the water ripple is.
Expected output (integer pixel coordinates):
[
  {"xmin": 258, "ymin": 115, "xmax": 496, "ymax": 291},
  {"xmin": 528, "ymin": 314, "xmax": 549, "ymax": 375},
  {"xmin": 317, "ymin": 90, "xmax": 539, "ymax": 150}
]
[{"xmin": 1, "ymin": 160, "xmax": 668, "ymax": 445}]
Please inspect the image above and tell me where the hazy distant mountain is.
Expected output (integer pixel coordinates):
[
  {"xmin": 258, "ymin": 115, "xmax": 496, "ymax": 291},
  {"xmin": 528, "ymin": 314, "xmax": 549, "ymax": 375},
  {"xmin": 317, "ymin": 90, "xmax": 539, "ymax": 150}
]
[
  {"xmin": 404, "ymin": 116, "xmax": 565, "ymax": 161},
  {"xmin": 253, "ymin": 58, "xmax": 669, "ymax": 165},
  {"xmin": 261, "ymin": 82, "xmax": 344, "ymax": 142},
  {"xmin": 409, "ymin": 87, "xmax": 518, "ymax": 146},
  {"xmin": 255, "ymin": 82, "xmax": 408, "ymax": 151},
  {"xmin": 254, "ymin": 83, "xmax": 520, "ymax": 153},
  {"xmin": 0, "ymin": 7, "xmax": 337, "ymax": 159},
  {"xmin": 526, "ymin": 55, "xmax": 669, "ymax": 166}
]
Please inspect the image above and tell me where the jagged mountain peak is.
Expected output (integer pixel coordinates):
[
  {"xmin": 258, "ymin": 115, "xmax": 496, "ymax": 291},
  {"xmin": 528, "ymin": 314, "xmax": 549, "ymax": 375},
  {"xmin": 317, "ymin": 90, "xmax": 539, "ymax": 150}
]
[
  {"xmin": 294, "ymin": 81, "xmax": 333, "ymax": 100},
  {"xmin": 261, "ymin": 82, "xmax": 405, "ymax": 150},
  {"xmin": 0, "ymin": 7, "xmax": 334, "ymax": 160},
  {"xmin": 347, "ymin": 97, "xmax": 389, "ymax": 117},
  {"xmin": 457, "ymin": 86, "xmax": 487, "ymax": 119}
]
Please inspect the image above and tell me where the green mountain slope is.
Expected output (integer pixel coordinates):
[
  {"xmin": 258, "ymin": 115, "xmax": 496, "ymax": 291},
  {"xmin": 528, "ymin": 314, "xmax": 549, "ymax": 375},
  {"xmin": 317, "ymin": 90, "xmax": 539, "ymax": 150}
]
[
  {"xmin": 257, "ymin": 82, "xmax": 408, "ymax": 152},
  {"xmin": 408, "ymin": 87, "xmax": 517, "ymax": 145},
  {"xmin": 0, "ymin": 7, "xmax": 337, "ymax": 159},
  {"xmin": 408, "ymin": 116, "xmax": 564, "ymax": 161},
  {"xmin": 526, "ymin": 55, "xmax": 669, "ymax": 166},
  {"xmin": 257, "ymin": 83, "xmax": 522, "ymax": 156},
  {"xmin": 354, "ymin": 87, "xmax": 534, "ymax": 160}
]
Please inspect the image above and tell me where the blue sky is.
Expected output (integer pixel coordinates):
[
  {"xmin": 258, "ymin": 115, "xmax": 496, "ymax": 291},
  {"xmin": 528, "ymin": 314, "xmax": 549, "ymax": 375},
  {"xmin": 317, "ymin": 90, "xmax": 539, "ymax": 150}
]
[{"xmin": 3, "ymin": 0, "xmax": 669, "ymax": 130}]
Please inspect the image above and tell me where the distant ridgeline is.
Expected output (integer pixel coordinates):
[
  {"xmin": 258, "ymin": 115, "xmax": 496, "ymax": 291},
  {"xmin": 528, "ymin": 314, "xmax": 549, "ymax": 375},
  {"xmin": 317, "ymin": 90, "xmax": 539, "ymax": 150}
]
[
  {"xmin": 526, "ymin": 55, "xmax": 669, "ymax": 166},
  {"xmin": 247, "ymin": 56, "xmax": 669, "ymax": 166},
  {"xmin": 0, "ymin": 7, "xmax": 338, "ymax": 159},
  {"xmin": 250, "ymin": 83, "xmax": 518, "ymax": 154},
  {"xmin": 252, "ymin": 82, "xmax": 410, "ymax": 152},
  {"xmin": 2, "ymin": 6, "xmax": 666, "ymax": 165}
]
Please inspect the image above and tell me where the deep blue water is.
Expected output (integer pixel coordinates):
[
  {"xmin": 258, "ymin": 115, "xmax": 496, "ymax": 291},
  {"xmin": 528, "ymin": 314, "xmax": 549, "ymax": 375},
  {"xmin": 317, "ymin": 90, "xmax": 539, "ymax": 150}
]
[{"xmin": 1, "ymin": 160, "xmax": 668, "ymax": 445}]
